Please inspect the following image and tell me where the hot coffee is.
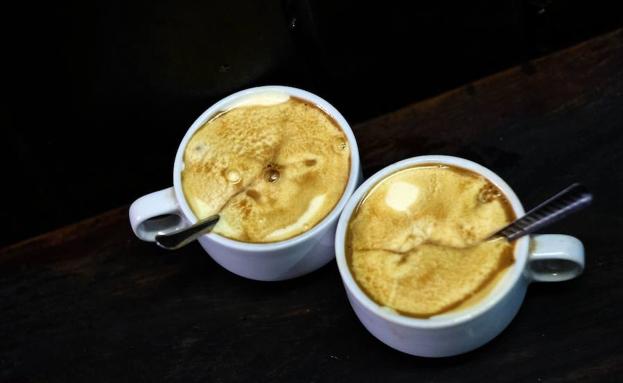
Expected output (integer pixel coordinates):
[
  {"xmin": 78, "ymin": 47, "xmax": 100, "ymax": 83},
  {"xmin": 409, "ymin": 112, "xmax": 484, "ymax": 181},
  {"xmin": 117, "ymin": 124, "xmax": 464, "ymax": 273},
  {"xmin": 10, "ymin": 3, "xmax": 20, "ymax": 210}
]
[
  {"xmin": 182, "ymin": 94, "xmax": 351, "ymax": 243},
  {"xmin": 346, "ymin": 164, "xmax": 515, "ymax": 318}
]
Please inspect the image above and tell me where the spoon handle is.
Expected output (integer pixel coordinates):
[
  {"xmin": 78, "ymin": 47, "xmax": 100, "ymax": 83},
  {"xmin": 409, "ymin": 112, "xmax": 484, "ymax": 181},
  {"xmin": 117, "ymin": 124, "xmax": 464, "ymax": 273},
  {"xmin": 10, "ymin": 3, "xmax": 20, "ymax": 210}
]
[
  {"xmin": 495, "ymin": 183, "xmax": 593, "ymax": 242},
  {"xmin": 155, "ymin": 215, "xmax": 220, "ymax": 250}
]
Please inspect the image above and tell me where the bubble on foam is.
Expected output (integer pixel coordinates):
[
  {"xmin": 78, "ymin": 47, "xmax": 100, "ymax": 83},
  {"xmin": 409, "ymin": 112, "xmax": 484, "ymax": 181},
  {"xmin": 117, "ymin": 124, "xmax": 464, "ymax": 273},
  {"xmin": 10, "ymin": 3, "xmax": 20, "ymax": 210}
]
[
  {"xmin": 265, "ymin": 168, "xmax": 280, "ymax": 183},
  {"xmin": 478, "ymin": 184, "xmax": 502, "ymax": 203},
  {"xmin": 334, "ymin": 138, "xmax": 348, "ymax": 153},
  {"xmin": 226, "ymin": 169, "xmax": 241, "ymax": 184},
  {"xmin": 385, "ymin": 181, "xmax": 420, "ymax": 212}
]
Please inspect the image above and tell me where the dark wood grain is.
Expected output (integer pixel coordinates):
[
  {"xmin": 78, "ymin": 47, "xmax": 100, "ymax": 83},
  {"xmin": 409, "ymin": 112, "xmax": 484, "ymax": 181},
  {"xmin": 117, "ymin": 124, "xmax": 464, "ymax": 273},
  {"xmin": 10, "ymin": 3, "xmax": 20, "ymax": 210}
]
[{"xmin": 2, "ymin": 29, "xmax": 623, "ymax": 383}]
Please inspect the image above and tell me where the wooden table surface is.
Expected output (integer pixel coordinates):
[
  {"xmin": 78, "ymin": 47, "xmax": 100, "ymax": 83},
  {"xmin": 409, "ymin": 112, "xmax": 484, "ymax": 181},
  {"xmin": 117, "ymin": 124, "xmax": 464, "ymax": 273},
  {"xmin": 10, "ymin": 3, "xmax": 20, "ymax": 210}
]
[{"xmin": 2, "ymin": 29, "xmax": 622, "ymax": 383}]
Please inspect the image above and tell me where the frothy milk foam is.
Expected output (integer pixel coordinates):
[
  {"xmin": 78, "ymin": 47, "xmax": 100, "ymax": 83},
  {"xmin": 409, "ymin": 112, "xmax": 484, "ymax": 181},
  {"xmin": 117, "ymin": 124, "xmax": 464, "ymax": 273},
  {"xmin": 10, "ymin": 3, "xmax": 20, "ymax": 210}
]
[
  {"xmin": 346, "ymin": 164, "xmax": 515, "ymax": 318},
  {"xmin": 182, "ymin": 92, "xmax": 350, "ymax": 243}
]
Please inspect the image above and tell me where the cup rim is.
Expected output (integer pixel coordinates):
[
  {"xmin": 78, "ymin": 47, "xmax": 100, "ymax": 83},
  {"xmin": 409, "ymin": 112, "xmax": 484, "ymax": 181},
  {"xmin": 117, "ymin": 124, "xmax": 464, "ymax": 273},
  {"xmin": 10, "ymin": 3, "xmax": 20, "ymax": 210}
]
[
  {"xmin": 335, "ymin": 155, "xmax": 529, "ymax": 329},
  {"xmin": 172, "ymin": 85, "xmax": 361, "ymax": 252}
]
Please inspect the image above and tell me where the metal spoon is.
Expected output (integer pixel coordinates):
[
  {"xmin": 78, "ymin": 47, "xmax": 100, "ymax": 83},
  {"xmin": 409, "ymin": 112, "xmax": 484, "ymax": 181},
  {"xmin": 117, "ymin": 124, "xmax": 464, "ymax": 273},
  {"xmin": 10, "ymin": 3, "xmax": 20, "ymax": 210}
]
[
  {"xmin": 155, "ymin": 214, "xmax": 220, "ymax": 250},
  {"xmin": 492, "ymin": 183, "xmax": 592, "ymax": 242},
  {"xmin": 452, "ymin": 182, "xmax": 593, "ymax": 250},
  {"xmin": 155, "ymin": 173, "xmax": 264, "ymax": 250},
  {"xmin": 416, "ymin": 183, "xmax": 592, "ymax": 250}
]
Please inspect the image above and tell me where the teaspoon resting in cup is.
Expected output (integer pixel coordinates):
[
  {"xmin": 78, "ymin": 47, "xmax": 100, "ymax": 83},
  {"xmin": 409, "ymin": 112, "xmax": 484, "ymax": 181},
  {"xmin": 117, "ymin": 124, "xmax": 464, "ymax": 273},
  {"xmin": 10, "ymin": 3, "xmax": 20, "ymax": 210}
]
[
  {"xmin": 154, "ymin": 162, "xmax": 287, "ymax": 249},
  {"xmin": 155, "ymin": 168, "xmax": 266, "ymax": 250},
  {"xmin": 449, "ymin": 183, "xmax": 593, "ymax": 248},
  {"xmin": 155, "ymin": 214, "xmax": 220, "ymax": 250}
]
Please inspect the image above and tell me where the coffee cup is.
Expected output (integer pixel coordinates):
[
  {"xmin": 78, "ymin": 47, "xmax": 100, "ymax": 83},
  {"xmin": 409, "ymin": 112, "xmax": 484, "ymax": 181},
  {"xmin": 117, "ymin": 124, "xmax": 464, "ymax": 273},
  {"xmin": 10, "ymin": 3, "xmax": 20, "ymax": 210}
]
[
  {"xmin": 335, "ymin": 155, "xmax": 584, "ymax": 356},
  {"xmin": 129, "ymin": 86, "xmax": 362, "ymax": 281}
]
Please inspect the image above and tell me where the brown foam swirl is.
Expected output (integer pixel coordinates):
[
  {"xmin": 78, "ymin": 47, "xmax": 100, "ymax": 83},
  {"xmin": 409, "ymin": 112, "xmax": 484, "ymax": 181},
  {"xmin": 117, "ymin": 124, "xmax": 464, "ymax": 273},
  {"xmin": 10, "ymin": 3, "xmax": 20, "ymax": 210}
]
[
  {"xmin": 346, "ymin": 165, "xmax": 515, "ymax": 318},
  {"xmin": 182, "ymin": 97, "xmax": 350, "ymax": 243}
]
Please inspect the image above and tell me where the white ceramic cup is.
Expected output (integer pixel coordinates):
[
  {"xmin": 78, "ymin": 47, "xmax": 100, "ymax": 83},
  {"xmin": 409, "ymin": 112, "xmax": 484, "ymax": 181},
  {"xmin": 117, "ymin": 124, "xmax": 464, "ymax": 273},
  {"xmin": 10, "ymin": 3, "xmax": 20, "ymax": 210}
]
[
  {"xmin": 335, "ymin": 155, "xmax": 584, "ymax": 357},
  {"xmin": 129, "ymin": 86, "xmax": 361, "ymax": 281}
]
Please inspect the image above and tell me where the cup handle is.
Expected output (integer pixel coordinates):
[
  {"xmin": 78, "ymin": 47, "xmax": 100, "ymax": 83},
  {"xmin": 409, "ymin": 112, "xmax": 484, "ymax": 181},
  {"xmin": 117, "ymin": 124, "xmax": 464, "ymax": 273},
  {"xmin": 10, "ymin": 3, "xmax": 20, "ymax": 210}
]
[
  {"xmin": 129, "ymin": 187, "xmax": 189, "ymax": 242},
  {"xmin": 527, "ymin": 234, "xmax": 585, "ymax": 282}
]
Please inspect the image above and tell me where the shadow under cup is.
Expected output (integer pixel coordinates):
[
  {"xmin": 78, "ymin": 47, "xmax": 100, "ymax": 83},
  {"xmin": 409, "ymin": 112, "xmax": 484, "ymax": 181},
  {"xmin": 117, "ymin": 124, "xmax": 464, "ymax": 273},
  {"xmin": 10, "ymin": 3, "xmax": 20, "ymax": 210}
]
[{"xmin": 335, "ymin": 155, "xmax": 533, "ymax": 357}]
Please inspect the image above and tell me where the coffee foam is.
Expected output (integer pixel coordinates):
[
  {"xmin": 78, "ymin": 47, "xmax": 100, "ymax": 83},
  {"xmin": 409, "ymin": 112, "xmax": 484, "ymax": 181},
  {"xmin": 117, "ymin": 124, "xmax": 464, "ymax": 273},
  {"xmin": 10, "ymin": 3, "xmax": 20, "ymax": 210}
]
[
  {"xmin": 347, "ymin": 165, "xmax": 515, "ymax": 318},
  {"xmin": 182, "ymin": 96, "xmax": 350, "ymax": 243},
  {"xmin": 225, "ymin": 91, "xmax": 291, "ymax": 109}
]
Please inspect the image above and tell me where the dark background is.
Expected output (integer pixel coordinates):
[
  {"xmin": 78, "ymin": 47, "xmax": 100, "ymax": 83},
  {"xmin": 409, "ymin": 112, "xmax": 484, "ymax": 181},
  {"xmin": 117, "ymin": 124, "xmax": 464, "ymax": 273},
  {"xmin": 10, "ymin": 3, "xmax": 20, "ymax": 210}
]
[{"xmin": 4, "ymin": 0, "xmax": 622, "ymax": 247}]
